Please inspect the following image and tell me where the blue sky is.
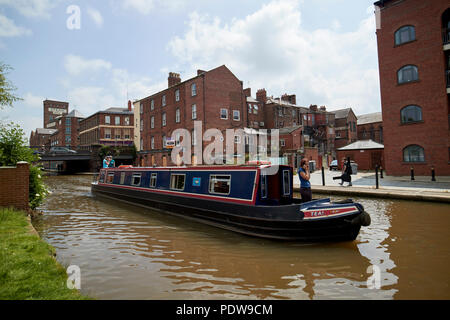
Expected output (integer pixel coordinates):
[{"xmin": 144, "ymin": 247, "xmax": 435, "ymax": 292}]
[{"xmin": 0, "ymin": 0, "xmax": 380, "ymax": 137}]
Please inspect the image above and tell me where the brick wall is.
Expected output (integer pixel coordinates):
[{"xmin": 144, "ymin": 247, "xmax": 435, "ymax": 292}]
[
  {"xmin": 376, "ymin": 0, "xmax": 450, "ymax": 175},
  {"xmin": 336, "ymin": 149, "xmax": 385, "ymax": 171},
  {"xmin": 0, "ymin": 162, "xmax": 29, "ymax": 211}
]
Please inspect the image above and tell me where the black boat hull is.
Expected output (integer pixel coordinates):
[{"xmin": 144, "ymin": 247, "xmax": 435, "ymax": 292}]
[{"xmin": 91, "ymin": 183, "xmax": 364, "ymax": 242}]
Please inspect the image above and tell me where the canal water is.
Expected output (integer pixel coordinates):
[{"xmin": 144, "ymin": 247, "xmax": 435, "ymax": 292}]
[{"xmin": 33, "ymin": 175, "xmax": 450, "ymax": 299}]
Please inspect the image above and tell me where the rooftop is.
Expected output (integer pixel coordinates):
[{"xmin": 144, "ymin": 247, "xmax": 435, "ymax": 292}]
[
  {"xmin": 338, "ymin": 139, "xmax": 384, "ymax": 151},
  {"xmin": 35, "ymin": 128, "xmax": 57, "ymax": 135},
  {"xmin": 330, "ymin": 108, "xmax": 352, "ymax": 119},
  {"xmin": 357, "ymin": 112, "xmax": 382, "ymax": 125},
  {"xmin": 279, "ymin": 125, "xmax": 302, "ymax": 135}
]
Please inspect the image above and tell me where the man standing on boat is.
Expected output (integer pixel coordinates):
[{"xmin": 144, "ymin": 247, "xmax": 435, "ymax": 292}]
[
  {"xmin": 107, "ymin": 155, "xmax": 115, "ymax": 168},
  {"xmin": 298, "ymin": 158, "xmax": 312, "ymax": 202}
]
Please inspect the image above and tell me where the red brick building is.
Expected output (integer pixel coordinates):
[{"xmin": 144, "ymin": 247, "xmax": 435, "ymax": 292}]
[
  {"xmin": 49, "ymin": 110, "xmax": 84, "ymax": 149},
  {"xmin": 332, "ymin": 108, "xmax": 358, "ymax": 150},
  {"xmin": 357, "ymin": 112, "xmax": 383, "ymax": 144},
  {"xmin": 337, "ymin": 140, "xmax": 385, "ymax": 171},
  {"xmin": 136, "ymin": 66, "xmax": 247, "ymax": 166},
  {"xmin": 375, "ymin": 0, "xmax": 450, "ymax": 175},
  {"xmin": 43, "ymin": 100, "xmax": 69, "ymax": 129},
  {"xmin": 79, "ymin": 106, "xmax": 134, "ymax": 149},
  {"xmin": 279, "ymin": 126, "xmax": 303, "ymax": 167},
  {"xmin": 29, "ymin": 128, "xmax": 56, "ymax": 151}
]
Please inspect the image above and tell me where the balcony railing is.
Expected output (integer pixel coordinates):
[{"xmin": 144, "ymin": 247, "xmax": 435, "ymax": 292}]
[{"xmin": 443, "ymin": 27, "xmax": 450, "ymax": 45}]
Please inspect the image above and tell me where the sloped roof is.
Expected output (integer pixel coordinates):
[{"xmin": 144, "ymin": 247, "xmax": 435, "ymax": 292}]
[
  {"xmin": 67, "ymin": 109, "xmax": 85, "ymax": 118},
  {"xmin": 338, "ymin": 139, "xmax": 384, "ymax": 151},
  {"xmin": 279, "ymin": 125, "xmax": 302, "ymax": 135},
  {"xmin": 357, "ymin": 112, "xmax": 382, "ymax": 125},
  {"xmin": 246, "ymin": 96, "xmax": 259, "ymax": 103},
  {"xmin": 36, "ymin": 128, "xmax": 57, "ymax": 135},
  {"xmin": 331, "ymin": 108, "xmax": 352, "ymax": 119}
]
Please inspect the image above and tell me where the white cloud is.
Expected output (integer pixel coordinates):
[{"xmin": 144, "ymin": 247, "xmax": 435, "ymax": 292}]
[
  {"xmin": 87, "ymin": 7, "xmax": 104, "ymax": 27},
  {"xmin": 167, "ymin": 0, "xmax": 381, "ymax": 115},
  {"xmin": 64, "ymin": 54, "xmax": 112, "ymax": 76},
  {"xmin": 22, "ymin": 92, "xmax": 45, "ymax": 108},
  {"xmin": 0, "ymin": 0, "xmax": 60, "ymax": 19},
  {"xmin": 0, "ymin": 14, "xmax": 32, "ymax": 37}
]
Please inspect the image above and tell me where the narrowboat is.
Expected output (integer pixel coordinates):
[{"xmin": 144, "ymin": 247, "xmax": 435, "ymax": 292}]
[{"xmin": 91, "ymin": 164, "xmax": 371, "ymax": 242}]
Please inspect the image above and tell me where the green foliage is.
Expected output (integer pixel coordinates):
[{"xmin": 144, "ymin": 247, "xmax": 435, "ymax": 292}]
[
  {"xmin": 0, "ymin": 62, "xmax": 22, "ymax": 109},
  {"xmin": 98, "ymin": 144, "xmax": 137, "ymax": 161},
  {"xmin": 0, "ymin": 208, "xmax": 91, "ymax": 300},
  {"xmin": 0, "ymin": 122, "xmax": 48, "ymax": 209}
]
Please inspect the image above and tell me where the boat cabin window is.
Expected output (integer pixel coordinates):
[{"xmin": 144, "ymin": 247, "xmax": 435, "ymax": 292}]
[
  {"xmin": 209, "ymin": 175, "xmax": 231, "ymax": 195},
  {"xmin": 170, "ymin": 174, "xmax": 185, "ymax": 191},
  {"xmin": 107, "ymin": 173, "xmax": 115, "ymax": 184},
  {"xmin": 131, "ymin": 173, "xmax": 141, "ymax": 186},
  {"xmin": 120, "ymin": 172, "xmax": 126, "ymax": 185},
  {"xmin": 150, "ymin": 173, "xmax": 157, "ymax": 188},
  {"xmin": 260, "ymin": 174, "xmax": 267, "ymax": 199},
  {"xmin": 282, "ymin": 170, "xmax": 290, "ymax": 196}
]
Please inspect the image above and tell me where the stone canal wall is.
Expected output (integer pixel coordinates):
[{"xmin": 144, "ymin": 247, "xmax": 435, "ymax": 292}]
[{"xmin": 0, "ymin": 161, "xmax": 29, "ymax": 211}]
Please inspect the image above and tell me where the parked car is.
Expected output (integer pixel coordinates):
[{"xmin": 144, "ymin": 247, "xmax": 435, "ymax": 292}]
[
  {"xmin": 49, "ymin": 147, "xmax": 77, "ymax": 154},
  {"xmin": 329, "ymin": 160, "xmax": 338, "ymax": 171}
]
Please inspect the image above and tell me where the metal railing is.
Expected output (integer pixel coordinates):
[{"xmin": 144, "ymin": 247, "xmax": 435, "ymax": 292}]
[{"xmin": 443, "ymin": 27, "xmax": 450, "ymax": 45}]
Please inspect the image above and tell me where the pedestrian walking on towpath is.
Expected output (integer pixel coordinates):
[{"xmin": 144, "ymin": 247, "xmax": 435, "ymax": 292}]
[{"xmin": 333, "ymin": 157, "xmax": 353, "ymax": 186}]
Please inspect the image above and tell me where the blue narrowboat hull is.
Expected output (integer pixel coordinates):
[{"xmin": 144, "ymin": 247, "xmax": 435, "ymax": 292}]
[{"xmin": 91, "ymin": 182, "xmax": 369, "ymax": 242}]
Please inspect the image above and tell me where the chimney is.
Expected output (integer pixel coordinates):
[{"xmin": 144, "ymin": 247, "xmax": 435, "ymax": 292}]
[
  {"xmin": 243, "ymin": 88, "xmax": 251, "ymax": 97},
  {"xmin": 309, "ymin": 104, "xmax": 318, "ymax": 112},
  {"xmin": 256, "ymin": 89, "xmax": 267, "ymax": 103},
  {"xmin": 128, "ymin": 100, "xmax": 132, "ymax": 112},
  {"xmin": 197, "ymin": 69, "xmax": 206, "ymax": 76},
  {"xmin": 168, "ymin": 72, "xmax": 181, "ymax": 87},
  {"xmin": 281, "ymin": 94, "xmax": 296, "ymax": 105},
  {"xmin": 320, "ymin": 105, "xmax": 326, "ymax": 111}
]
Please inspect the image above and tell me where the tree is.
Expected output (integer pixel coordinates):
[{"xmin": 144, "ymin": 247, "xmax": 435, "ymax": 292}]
[
  {"xmin": 0, "ymin": 122, "xmax": 48, "ymax": 210},
  {"xmin": 0, "ymin": 62, "xmax": 22, "ymax": 109}
]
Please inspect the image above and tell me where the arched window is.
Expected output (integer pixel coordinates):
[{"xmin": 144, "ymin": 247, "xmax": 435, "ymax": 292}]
[
  {"xmin": 395, "ymin": 25, "xmax": 415, "ymax": 45},
  {"xmin": 401, "ymin": 105, "xmax": 422, "ymax": 123},
  {"xmin": 403, "ymin": 145, "xmax": 425, "ymax": 162},
  {"xmin": 398, "ymin": 65, "xmax": 418, "ymax": 84}
]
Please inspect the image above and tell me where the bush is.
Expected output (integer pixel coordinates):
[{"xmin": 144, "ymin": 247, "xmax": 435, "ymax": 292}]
[{"xmin": 0, "ymin": 122, "xmax": 48, "ymax": 210}]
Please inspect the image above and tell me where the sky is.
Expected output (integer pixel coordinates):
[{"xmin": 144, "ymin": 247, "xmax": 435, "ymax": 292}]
[{"xmin": 0, "ymin": 0, "xmax": 381, "ymax": 138}]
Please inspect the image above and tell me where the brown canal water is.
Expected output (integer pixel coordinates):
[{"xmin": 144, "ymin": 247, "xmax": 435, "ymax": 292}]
[{"xmin": 32, "ymin": 175, "xmax": 450, "ymax": 300}]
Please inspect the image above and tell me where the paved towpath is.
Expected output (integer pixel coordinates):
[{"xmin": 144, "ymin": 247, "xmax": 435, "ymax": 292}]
[{"xmin": 293, "ymin": 169, "xmax": 450, "ymax": 203}]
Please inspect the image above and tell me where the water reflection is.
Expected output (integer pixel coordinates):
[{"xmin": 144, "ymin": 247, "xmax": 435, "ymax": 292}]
[{"xmin": 33, "ymin": 175, "xmax": 450, "ymax": 299}]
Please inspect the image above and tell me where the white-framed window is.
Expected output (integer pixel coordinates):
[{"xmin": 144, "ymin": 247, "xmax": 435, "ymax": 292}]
[
  {"xmin": 140, "ymin": 119, "xmax": 143, "ymax": 131},
  {"xmin": 124, "ymin": 117, "xmax": 130, "ymax": 125},
  {"xmin": 115, "ymin": 116, "xmax": 120, "ymax": 125},
  {"xmin": 192, "ymin": 104, "xmax": 197, "ymax": 120},
  {"xmin": 151, "ymin": 99, "xmax": 154, "ymax": 110},
  {"xmin": 170, "ymin": 174, "xmax": 186, "ymax": 190},
  {"xmin": 115, "ymin": 129, "xmax": 121, "ymax": 139},
  {"xmin": 220, "ymin": 108, "xmax": 228, "ymax": 120},
  {"xmin": 260, "ymin": 174, "xmax": 267, "ymax": 199},
  {"xmin": 175, "ymin": 89, "xmax": 180, "ymax": 102},
  {"xmin": 192, "ymin": 129, "xmax": 197, "ymax": 146},
  {"xmin": 234, "ymin": 135, "xmax": 241, "ymax": 144},
  {"xmin": 162, "ymin": 113, "xmax": 166, "ymax": 126},
  {"xmin": 162, "ymin": 135, "xmax": 166, "ymax": 147},
  {"xmin": 140, "ymin": 103, "xmax": 143, "ymax": 114},
  {"xmin": 191, "ymin": 83, "xmax": 197, "ymax": 96},
  {"xmin": 105, "ymin": 128, "xmax": 111, "ymax": 139},
  {"xmin": 282, "ymin": 170, "xmax": 290, "ymax": 196},
  {"xmin": 209, "ymin": 175, "xmax": 231, "ymax": 195},
  {"xmin": 176, "ymin": 108, "xmax": 180, "ymax": 123},
  {"xmin": 131, "ymin": 173, "xmax": 141, "ymax": 186},
  {"xmin": 253, "ymin": 105, "xmax": 258, "ymax": 114},
  {"xmin": 260, "ymin": 122, "xmax": 265, "ymax": 127},
  {"xmin": 151, "ymin": 136, "xmax": 155, "ymax": 149},
  {"xmin": 150, "ymin": 173, "xmax": 157, "ymax": 188},
  {"xmin": 248, "ymin": 104, "xmax": 252, "ymax": 114},
  {"xmin": 280, "ymin": 139, "xmax": 286, "ymax": 147},
  {"xmin": 162, "ymin": 95, "xmax": 166, "ymax": 106},
  {"xmin": 105, "ymin": 115, "xmax": 110, "ymax": 124},
  {"xmin": 233, "ymin": 110, "xmax": 240, "ymax": 121},
  {"xmin": 151, "ymin": 116, "xmax": 154, "ymax": 129}
]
